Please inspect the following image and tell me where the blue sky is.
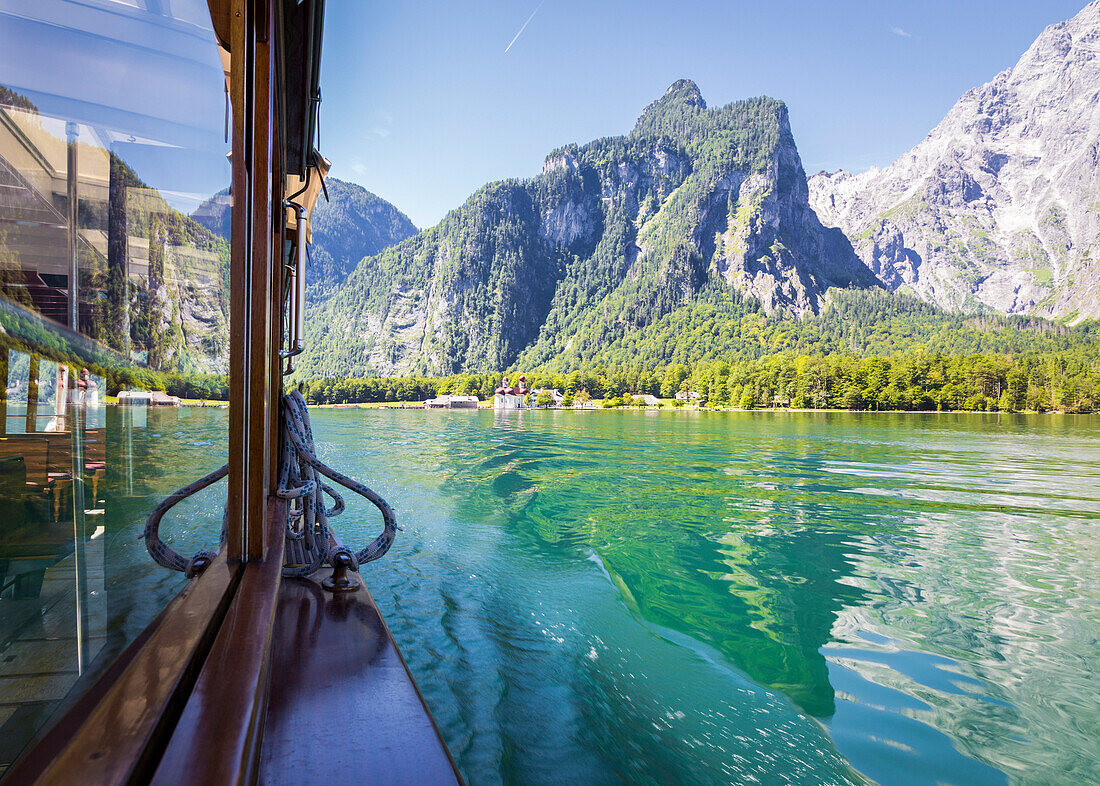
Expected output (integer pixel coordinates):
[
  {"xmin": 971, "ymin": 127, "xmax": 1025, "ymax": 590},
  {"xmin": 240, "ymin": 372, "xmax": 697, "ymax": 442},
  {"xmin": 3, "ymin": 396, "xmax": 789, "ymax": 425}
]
[{"xmin": 319, "ymin": 0, "xmax": 1087, "ymax": 229}]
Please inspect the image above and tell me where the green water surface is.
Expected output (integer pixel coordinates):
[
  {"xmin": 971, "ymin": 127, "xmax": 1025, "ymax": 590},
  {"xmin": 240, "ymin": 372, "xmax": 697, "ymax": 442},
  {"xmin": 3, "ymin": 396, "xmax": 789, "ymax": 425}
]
[
  {"xmin": 63, "ymin": 408, "xmax": 1100, "ymax": 785},
  {"xmin": 309, "ymin": 409, "xmax": 1099, "ymax": 785}
]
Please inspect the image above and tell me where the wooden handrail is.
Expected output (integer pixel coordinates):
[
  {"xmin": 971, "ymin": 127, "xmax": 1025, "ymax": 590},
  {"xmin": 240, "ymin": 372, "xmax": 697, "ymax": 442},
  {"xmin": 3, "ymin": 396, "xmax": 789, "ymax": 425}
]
[
  {"xmin": 258, "ymin": 564, "xmax": 463, "ymax": 784},
  {"xmin": 4, "ymin": 552, "xmax": 241, "ymax": 785},
  {"xmin": 150, "ymin": 499, "xmax": 285, "ymax": 784}
]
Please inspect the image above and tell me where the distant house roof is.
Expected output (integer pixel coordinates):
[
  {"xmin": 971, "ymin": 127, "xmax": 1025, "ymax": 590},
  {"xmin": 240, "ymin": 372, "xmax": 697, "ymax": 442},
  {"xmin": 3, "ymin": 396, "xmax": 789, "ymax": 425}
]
[
  {"xmin": 151, "ymin": 392, "xmax": 182, "ymax": 406},
  {"xmin": 425, "ymin": 394, "xmax": 479, "ymax": 409},
  {"xmin": 639, "ymin": 394, "xmax": 660, "ymax": 406},
  {"xmin": 118, "ymin": 390, "xmax": 181, "ymax": 406}
]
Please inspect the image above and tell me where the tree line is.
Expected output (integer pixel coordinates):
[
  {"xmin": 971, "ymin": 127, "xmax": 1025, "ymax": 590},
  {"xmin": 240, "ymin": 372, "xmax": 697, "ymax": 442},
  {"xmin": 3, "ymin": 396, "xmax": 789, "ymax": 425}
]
[{"xmin": 301, "ymin": 344, "xmax": 1100, "ymax": 413}]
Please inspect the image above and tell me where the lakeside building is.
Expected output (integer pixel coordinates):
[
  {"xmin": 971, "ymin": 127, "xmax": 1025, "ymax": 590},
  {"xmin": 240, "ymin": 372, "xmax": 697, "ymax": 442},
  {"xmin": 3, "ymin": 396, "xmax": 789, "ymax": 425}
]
[
  {"xmin": 117, "ymin": 391, "xmax": 182, "ymax": 407},
  {"xmin": 675, "ymin": 390, "xmax": 703, "ymax": 403},
  {"xmin": 638, "ymin": 394, "xmax": 661, "ymax": 408},
  {"xmin": 424, "ymin": 395, "xmax": 479, "ymax": 409},
  {"xmin": 493, "ymin": 375, "xmax": 530, "ymax": 409}
]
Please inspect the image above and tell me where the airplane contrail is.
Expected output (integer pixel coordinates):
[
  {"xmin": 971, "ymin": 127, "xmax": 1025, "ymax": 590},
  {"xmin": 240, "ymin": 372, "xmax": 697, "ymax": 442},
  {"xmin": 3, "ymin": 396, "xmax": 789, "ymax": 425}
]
[{"xmin": 504, "ymin": 1, "xmax": 545, "ymax": 54}]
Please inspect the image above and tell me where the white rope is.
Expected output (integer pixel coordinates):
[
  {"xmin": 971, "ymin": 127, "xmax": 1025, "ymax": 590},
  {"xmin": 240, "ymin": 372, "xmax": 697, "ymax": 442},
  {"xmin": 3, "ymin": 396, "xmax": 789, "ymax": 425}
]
[{"xmin": 144, "ymin": 390, "xmax": 398, "ymax": 577}]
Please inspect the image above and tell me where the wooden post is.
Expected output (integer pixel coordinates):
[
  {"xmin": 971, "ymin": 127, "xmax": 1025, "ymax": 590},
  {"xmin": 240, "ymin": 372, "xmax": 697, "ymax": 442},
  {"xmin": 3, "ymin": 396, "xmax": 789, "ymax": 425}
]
[
  {"xmin": 55, "ymin": 364, "xmax": 69, "ymax": 427},
  {"xmin": 69, "ymin": 387, "xmax": 89, "ymax": 674},
  {"xmin": 107, "ymin": 151, "xmax": 130, "ymax": 353},
  {"xmin": 268, "ymin": 98, "xmax": 284, "ymax": 495},
  {"xmin": 226, "ymin": 0, "xmax": 250, "ymax": 563},
  {"xmin": 0, "ymin": 346, "xmax": 7, "ymax": 435},
  {"xmin": 247, "ymin": 0, "xmax": 274, "ymax": 560},
  {"xmin": 67, "ymin": 122, "xmax": 80, "ymax": 332}
]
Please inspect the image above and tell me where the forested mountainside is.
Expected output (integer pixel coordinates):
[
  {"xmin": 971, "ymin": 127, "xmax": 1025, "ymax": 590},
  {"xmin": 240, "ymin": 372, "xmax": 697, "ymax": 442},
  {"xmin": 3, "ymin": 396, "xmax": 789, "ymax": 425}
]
[
  {"xmin": 191, "ymin": 176, "xmax": 415, "ymax": 303},
  {"xmin": 301, "ymin": 286, "xmax": 1100, "ymax": 412},
  {"xmin": 810, "ymin": 0, "xmax": 1100, "ymax": 322},
  {"xmin": 303, "ymin": 177, "xmax": 418, "ymax": 302},
  {"xmin": 521, "ymin": 287, "xmax": 1100, "ymax": 371},
  {"xmin": 304, "ymin": 340, "xmax": 1100, "ymax": 414},
  {"xmin": 295, "ymin": 81, "xmax": 878, "ymax": 378}
]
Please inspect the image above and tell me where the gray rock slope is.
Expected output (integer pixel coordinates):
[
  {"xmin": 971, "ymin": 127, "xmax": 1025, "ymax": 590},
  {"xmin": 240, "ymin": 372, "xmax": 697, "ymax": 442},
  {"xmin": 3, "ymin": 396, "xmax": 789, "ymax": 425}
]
[{"xmin": 810, "ymin": 1, "xmax": 1100, "ymax": 322}]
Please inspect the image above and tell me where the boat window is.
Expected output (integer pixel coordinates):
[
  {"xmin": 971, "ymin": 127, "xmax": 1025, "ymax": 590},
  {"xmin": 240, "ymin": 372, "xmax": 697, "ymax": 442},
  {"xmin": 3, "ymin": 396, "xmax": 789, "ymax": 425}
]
[{"xmin": 0, "ymin": 0, "xmax": 231, "ymax": 771}]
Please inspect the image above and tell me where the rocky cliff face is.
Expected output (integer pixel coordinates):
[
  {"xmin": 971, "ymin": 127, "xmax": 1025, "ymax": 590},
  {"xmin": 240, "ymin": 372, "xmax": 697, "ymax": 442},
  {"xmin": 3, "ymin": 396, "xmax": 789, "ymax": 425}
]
[
  {"xmin": 298, "ymin": 82, "xmax": 876, "ymax": 378},
  {"xmin": 810, "ymin": 1, "xmax": 1100, "ymax": 322},
  {"xmin": 706, "ymin": 119, "xmax": 876, "ymax": 316}
]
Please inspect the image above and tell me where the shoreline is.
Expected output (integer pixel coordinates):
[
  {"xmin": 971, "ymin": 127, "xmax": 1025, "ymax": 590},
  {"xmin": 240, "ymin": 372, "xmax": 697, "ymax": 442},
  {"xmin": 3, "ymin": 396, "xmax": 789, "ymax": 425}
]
[
  {"xmin": 306, "ymin": 402, "xmax": 1091, "ymax": 416},
  {"xmin": 97, "ymin": 399, "xmax": 1087, "ymax": 416}
]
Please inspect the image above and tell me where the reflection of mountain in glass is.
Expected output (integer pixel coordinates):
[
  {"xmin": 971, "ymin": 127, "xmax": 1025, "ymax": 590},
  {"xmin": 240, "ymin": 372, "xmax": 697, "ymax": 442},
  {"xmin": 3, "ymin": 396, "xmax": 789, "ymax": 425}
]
[
  {"xmin": 0, "ymin": 90, "xmax": 229, "ymax": 373},
  {"xmin": 0, "ymin": 0, "xmax": 234, "ymax": 764}
]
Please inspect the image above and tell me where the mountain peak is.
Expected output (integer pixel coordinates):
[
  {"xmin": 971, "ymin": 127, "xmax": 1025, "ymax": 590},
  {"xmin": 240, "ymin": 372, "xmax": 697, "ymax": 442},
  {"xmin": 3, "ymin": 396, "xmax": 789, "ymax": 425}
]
[
  {"xmin": 808, "ymin": 0, "xmax": 1100, "ymax": 321},
  {"xmin": 633, "ymin": 79, "xmax": 706, "ymax": 136},
  {"xmin": 661, "ymin": 79, "xmax": 706, "ymax": 109}
]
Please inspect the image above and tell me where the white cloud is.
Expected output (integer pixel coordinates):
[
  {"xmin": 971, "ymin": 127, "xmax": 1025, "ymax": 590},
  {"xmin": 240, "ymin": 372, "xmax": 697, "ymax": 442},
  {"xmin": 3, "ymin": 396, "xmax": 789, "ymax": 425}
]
[{"xmin": 892, "ymin": 26, "xmax": 912, "ymax": 38}]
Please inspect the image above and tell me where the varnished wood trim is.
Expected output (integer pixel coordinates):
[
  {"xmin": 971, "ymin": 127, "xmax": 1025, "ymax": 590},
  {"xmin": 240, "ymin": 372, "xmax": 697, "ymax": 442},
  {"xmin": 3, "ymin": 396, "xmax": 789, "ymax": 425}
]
[
  {"xmin": 268, "ymin": 0, "xmax": 285, "ymax": 492},
  {"xmin": 246, "ymin": 0, "xmax": 274, "ymax": 561},
  {"xmin": 2, "ymin": 595, "xmax": 180, "ymax": 782},
  {"xmin": 226, "ymin": 0, "xmax": 249, "ymax": 563},
  {"xmin": 206, "ymin": 0, "xmax": 232, "ymax": 47},
  {"xmin": 150, "ymin": 499, "xmax": 285, "ymax": 785},
  {"xmin": 25, "ymin": 354, "xmax": 38, "ymax": 433},
  {"xmin": 259, "ymin": 571, "xmax": 464, "ymax": 785},
  {"xmin": 268, "ymin": 129, "xmax": 284, "ymax": 489},
  {"xmin": 23, "ymin": 553, "xmax": 242, "ymax": 785},
  {"xmin": 0, "ymin": 346, "xmax": 8, "ymax": 435},
  {"xmin": 367, "ymin": 586, "xmax": 466, "ymax": 785}
]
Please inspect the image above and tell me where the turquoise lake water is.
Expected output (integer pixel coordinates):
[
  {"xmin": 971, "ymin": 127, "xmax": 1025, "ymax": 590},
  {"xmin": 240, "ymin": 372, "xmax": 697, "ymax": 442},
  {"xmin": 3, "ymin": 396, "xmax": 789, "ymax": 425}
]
[{"xmin": 88, "ymin": 408, "xmax": 1100, "ymax": 784}]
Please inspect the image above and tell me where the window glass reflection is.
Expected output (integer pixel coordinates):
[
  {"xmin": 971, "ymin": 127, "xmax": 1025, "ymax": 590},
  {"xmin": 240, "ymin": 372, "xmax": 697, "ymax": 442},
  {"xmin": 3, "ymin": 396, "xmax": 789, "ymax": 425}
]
[{"xmin": 0, "ymin": 0, "xmax": 231, "ymax": 770}]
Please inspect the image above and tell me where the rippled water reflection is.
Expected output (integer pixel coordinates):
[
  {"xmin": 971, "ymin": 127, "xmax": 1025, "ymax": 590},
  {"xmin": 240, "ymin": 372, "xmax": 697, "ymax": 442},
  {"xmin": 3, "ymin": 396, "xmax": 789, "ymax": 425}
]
[
  {"xmin": 309, "ymin": 409, "xmax": 1099, "ymax": 785},
  {"xmin": 105, "ymin": 409, "xmax": 1098, "ymax": 784}
]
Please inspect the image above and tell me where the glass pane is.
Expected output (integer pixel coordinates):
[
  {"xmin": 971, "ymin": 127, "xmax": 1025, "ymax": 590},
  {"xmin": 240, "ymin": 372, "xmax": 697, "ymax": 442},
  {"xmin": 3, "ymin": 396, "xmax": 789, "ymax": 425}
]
[{"xmin": 0, "ymin": 0, "xmax": 231, "ymax": 770}]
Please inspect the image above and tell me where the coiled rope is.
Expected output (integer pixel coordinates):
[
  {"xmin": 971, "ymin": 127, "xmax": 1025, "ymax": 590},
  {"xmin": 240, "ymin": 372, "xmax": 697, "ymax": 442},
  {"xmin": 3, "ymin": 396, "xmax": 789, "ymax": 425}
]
[{"xmin": 143, "ymin": 390, "xmax": 398, "ymax": 577}]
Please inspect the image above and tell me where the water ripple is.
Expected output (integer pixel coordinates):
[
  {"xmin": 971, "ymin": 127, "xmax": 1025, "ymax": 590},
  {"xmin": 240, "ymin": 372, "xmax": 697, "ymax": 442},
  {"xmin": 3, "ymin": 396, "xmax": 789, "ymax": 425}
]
[{"xmin": 316, "ymin": 409, "xmax": 1099, "ymax": 785}]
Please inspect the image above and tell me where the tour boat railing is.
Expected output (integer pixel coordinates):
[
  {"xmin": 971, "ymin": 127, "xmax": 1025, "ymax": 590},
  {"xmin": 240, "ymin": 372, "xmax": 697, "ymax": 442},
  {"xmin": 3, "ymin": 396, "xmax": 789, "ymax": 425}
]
[{"xmin": 143, "ymin": 390, "xmax": 398, "ymax": 589}]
